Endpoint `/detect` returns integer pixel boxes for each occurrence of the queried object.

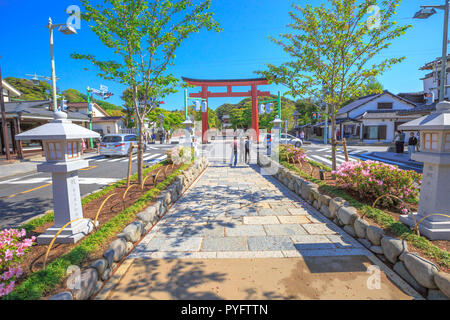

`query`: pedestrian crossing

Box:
[87,153,167,164]
[305,146,369,168]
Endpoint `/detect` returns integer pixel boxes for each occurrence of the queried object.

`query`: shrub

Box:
[332,160,422,208]
[0,229,35,297]
[166,146,191,165]
[279,145,307,163]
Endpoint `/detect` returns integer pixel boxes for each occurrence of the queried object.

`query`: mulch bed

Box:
[289,160,449,272]
[14,162,182,289]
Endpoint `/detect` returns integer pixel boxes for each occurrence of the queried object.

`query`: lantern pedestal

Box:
[399,153,450,241]
[36,160,96,244]
[398,101,450,241]
[15,111,100,245]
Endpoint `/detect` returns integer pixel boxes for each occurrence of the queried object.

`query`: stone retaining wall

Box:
[258,154,450,300]
[48,158,209,300]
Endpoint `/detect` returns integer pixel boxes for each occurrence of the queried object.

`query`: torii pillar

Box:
[182,77,270,144]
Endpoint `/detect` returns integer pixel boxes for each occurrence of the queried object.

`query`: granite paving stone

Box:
[225,225,266,237]
[201,237,248,252]
[302,223,339,235]
[264,224,308,236]
[243,216,280,225]
[278,216,311,224]
[248,236,296,251]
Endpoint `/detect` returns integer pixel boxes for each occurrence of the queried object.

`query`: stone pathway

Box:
[128,163,368,259]
[98,161,420,300]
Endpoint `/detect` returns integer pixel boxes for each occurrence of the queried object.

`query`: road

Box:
[302,143,423,172]
[0,144,175,228]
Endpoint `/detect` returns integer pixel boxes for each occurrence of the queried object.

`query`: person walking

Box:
[300,130,305,142]
[230,136,238,167]
[245,136,251,164]
[239,136,245,164]
[415,132,420,152]
[407,132,418,161]
[394,130,405,154]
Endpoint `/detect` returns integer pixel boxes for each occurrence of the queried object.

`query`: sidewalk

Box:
[97,161,419,300]
[364,151,423,169]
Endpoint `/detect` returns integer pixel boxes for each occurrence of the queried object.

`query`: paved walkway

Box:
[98,161,420,300]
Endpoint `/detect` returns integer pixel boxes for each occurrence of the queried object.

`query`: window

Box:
[67,141,80,159]
[46,142,63,161]
[125,135,138,142]
[423,132,439,151]
[363,125,387,140]
[102,136,122,143]
[378,102,393,110]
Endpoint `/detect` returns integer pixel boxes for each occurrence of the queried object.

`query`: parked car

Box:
[281,133,303,148]
[99,134,147,157]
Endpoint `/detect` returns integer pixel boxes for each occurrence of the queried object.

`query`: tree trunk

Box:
[331,111,337,172]
[137,119,144,185]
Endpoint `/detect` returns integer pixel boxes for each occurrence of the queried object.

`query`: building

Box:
[66,102,125,136]
[1,100,90,158]
[313,91,418,143]
[419,55,450,101]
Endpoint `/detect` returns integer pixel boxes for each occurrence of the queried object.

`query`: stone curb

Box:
[257,154,449,300]
[48,157,209,300]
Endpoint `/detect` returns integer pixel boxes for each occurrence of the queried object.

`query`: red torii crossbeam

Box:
[182,77,271,144]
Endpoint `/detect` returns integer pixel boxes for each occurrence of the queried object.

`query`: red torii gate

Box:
[182,77,271,144]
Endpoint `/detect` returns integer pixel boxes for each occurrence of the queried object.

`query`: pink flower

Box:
[4,249,13,262]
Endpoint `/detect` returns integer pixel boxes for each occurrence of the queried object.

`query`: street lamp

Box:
[293,110,300,128]
[413,8,437,19]
[47,17,77,112]
[414,2,449,102]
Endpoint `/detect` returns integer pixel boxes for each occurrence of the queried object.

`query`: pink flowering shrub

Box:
[280,145,307,164]
[0,228,35,297]
[332,160,422,208]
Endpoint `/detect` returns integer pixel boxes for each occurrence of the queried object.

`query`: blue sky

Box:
[0,0,447,111]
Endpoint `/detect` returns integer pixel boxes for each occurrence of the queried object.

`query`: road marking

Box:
[3,183,53,199]
[143,154,160,161]
[309,155,332,166]
[78,178,120,185]
[4,177,118,186]
[80,166,97,171]
[315,148,330,152]
[109,157,130,163]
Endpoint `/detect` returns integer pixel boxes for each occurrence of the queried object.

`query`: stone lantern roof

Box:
[15,111,100,141]
[399,101,450,131]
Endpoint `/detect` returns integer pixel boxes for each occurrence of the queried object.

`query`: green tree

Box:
[73,0,220,183]
[257,0,410,170]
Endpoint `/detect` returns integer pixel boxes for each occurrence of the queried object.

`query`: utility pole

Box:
[0,63,11,160]
[440,0,449,101]
[87,87,93,148]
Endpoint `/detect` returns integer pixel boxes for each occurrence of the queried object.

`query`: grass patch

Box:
[5,161,191,300]
[282,161,450,269]
[21,162,165,233]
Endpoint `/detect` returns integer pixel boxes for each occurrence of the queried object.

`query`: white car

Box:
[281,133,303,148]
[99,134,147,157]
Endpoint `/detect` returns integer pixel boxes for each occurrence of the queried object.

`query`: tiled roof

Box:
[5,100,89,121]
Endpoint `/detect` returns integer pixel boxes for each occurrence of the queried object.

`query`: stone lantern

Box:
[398,100,450,240]
[16,111,100,244]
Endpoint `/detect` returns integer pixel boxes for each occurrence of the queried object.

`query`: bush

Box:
[166,146,191,165]
[332,160,422,208]
[279,145,307,163]
[0,229,35,297]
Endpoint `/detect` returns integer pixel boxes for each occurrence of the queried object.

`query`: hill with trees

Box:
[4,77,124,116]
